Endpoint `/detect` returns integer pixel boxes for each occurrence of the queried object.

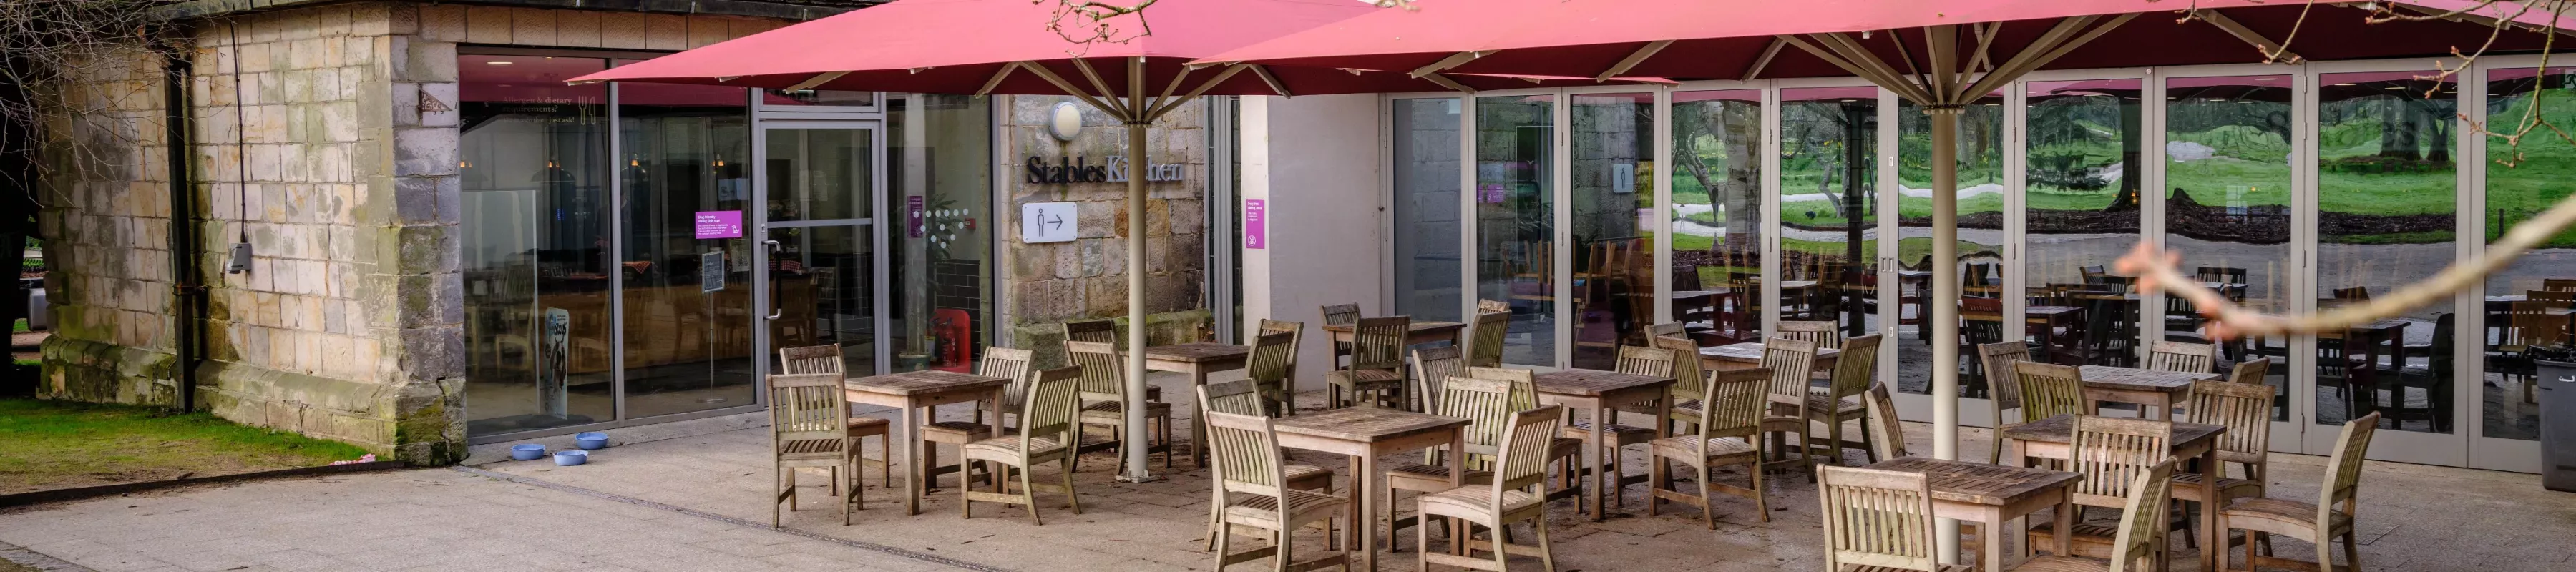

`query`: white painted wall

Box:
[1240,94,1382,392]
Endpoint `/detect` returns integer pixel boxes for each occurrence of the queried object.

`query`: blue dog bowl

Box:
[552,450,588,466]
[510,444,546,460]
[575,432,610,450]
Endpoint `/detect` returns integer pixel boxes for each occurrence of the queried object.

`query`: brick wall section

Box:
[37,44,178,402]
[1002,95,1211,365]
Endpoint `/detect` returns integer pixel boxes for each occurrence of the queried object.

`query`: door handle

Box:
[765,240,784,320]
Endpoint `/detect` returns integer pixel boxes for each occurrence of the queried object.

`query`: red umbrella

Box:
[571,0,1665,484]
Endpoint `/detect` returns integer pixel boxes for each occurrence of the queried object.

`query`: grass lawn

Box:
[0,398,371,495]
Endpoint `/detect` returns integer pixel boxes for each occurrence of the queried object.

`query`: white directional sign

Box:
[1021,202,1077,243]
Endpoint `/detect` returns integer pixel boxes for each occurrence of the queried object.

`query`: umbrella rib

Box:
[1147,64,1250,120]
[1070,58,1133,119]
[1409,51,1488,78]
[1249,64,1291,97]
[1961,14,2132,103]
[1016,61,1127,120]
[976,62,1021,96]
[1886,28,1931,97]
[1966,22,2000,74]
[1813,33,1933,104]
[1594,40,1673,82]
[2194,9,2306,63]
[1926,25,1960,104]
[1740,36,1787,82]
[1953,15,2093,102]
[1151,63,1196,119]
[783,71,849,92]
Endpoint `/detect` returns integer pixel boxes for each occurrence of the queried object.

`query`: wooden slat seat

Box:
[1223,488,1350,529]
[1647,435,1757,460]
[960,434,1068,458]
[781,438,847,457]
[919,420,990,440]
[2170,473,2262,498]
[2025,521,2122,556]
[2222,498,2352,537]
[2004,555,2117,572]
[1419,485,1542,519]
[1841,565,1975,572]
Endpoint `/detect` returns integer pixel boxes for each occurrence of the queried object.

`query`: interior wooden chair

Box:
[1328,315,1412,409]
[1204,408,1352,572]
[2026,416,2174,566]
[1815,465,1971,572]
[2171,377,2273,548]
[1410,345,1466,415]
[1385,375,1511,551]
[1644,321,1687,342]
[918,347,1033,491]
[1478,298,1512,314]
[2016,360,2097,421]
[1798,333,1883,467]
[1776,320,1843,350]
[1561,345,1677,507]
[2219,412,2379,572]
[1755,337,1825,480]
[1065,340,1174,471]
[778,345,890,489]
[1196,380,1337,552]
[1647,368,1772,528]
[960,367,1084,523]
[1416,405,1564,572]
[769,373,861,527]
[1467,310,1511,368]
[2011,460,2178,572]
[1652,335,1710,434]
[2146,340,2218,374]
[2544,278,2576,292]
[1467,366,1587,489]
[1979,341,2032,464]
[1244,330,1302,416]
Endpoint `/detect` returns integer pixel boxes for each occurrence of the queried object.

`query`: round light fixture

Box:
[1048,102,1083,142]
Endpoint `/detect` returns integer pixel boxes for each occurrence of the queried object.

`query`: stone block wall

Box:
[1001,95,1212,366]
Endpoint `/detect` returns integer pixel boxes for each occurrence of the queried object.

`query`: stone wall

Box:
[1000,95,1211,366]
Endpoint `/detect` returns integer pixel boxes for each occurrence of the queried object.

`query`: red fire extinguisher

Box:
[931,309,972,373]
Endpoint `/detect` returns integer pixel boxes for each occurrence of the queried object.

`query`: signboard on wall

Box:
[693,210,743,239]
[1244,199,1267,250]
[1021,202,1076,243]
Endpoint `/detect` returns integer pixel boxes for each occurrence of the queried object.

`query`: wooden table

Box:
[2077,365,2220,420]
[1270,408,1469,571]
[1867,457,2082,572]
[1320,320,1467,348]
[1531,369,1674,521]
[2024,305,2083,363]
[843,370,1012,515]
[2002,414,2225,572]
[1143,342,1251,468]
[1698,342,1841,374]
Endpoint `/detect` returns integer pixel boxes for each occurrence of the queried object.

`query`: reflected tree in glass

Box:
[2165,76,2296,421]
[1670,90,1762,343]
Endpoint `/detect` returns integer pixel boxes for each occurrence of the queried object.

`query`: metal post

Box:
[1118,59,1158,483]
[1928,104,1963,563]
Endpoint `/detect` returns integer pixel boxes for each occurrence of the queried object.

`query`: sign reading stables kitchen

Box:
[1025,156,1185,184]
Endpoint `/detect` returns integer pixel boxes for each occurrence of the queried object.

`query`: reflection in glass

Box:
[1393,98,1465,323]
[2482,67,2576,441]
[1475,94,1557,366]
[766,131,881,374]
[2166,75,2296,421]
[766,129,874,221]
[460,55,614,435]
[1569,92,1656,370]
[889,94,993,373]
[1670,90,1762,344]
[1896,94,2003,397]
[1780,87,1878,363]
[2026,80,2145,385]
[766,89,878,107]
[2315,72,2457,433]
[616,79,756,418]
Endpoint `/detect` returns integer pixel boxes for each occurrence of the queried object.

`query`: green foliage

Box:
[0,399,371,494]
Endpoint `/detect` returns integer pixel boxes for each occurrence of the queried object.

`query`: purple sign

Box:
[693,210,742,239]
[1243,199,1267,250]
[1478,184,1506,204]
[907,196,927,237]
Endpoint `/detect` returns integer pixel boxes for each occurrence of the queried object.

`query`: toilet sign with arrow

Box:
[1021,202,1076,243]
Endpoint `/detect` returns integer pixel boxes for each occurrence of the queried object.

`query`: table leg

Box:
[1589,403,1607,521]
[1354,452,1378,571]
[2200,448,2220,572]
[901,403,922,516]
[1448,428,1468,556]
[1191,368,1210,468]
[2054,495,2074,557]
[1983,512,2007,572]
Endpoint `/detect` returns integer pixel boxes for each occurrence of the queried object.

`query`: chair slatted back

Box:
[1652,335,1708,405]
[2545,279,2576,293]
[2513,301,2568,348]
[2190,378,2273,465]
[1978,342,2031,413]
[2069,415,2173,508]
[1614,345,1677,380]
[2109,460,2178,572]
[1350,316,1412,371]
[1864,385,1908,460]
[1441,377,1517,461]
[2228,357,2272,385]
[1199,379,1267,418]
[778,345,844,375]
[2016,360,2094,420]
[1760,337,1820,413]
[1411,345,1465,413]
[1064,340,1126,403]
[1817,465,1943,572]
[1466,366,1539,412]
[1319,303,1362,326]
[1247,330,1300,388]
[1491,405,1566,503]
[1478,299,1511,313]
[1468,310,1511,368]
[769,373,847,443]
[1204,410,1289,501]
[1697,368,1770,440]
[1828,334,1883,400]
[1777,320,1842,350]
[1257,319,1301,335]
[1645,322,1687,340]
[1065,320,1119,347]
[1019,367,1084,453]
[2321,412,2381,521]
[2146,340,2217,374]
[980,347,1035,409]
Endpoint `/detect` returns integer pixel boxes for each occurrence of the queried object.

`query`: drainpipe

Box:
[161,38,203,413]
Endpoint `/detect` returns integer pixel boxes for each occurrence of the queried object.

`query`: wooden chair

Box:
[1864,384,1907,460]
[1561,345,1677,506]
[1647,368,1772,527]
[1411,345,1466,415]
[778,345,891,489]
[2545,278,2576,292]
[1205,409,1353,572]
[1245,330,1301,416]
[1321,303,1363,363]
[1466,366,1588,490]
[2221,412,2380,572]
[769,373,861,527]
[1652,335,1711,434]
[960,367,1085,523]
[1644,321,1687,340]
[2147,340,2218,374]
[1415,405,1564,572]
[2026,416,2173,566]
[1755,337,1825,480]
[1799,333,1883,467]
[919,347,1034,490]
[1328,315,1412,409]
[1385,375,1511,550]
[2171,377,2273,548]
[2532,290,2576,304]
[2011,460,2178,572]
[1258,318,1302,335]
[1065,319,1119,347]
[2016,361,2097,421]
[1979,341,2032,464]
[1196,380,1337,552]
[1065,340,1175,471]
[1815,465,1970,572]
[1777,320,1843,350]
[1478,298,1511,314]
[1467,310,1511,368]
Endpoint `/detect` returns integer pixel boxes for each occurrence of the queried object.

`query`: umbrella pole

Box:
[1119,59,1158,483]
[1927,105,1963,563]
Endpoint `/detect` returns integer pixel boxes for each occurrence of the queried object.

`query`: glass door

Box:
[2162,72,2304,450]
[2472,62,2575,473]
[757,124,889,378]
[1890,92,2009,410]
[1474,92,1562,366]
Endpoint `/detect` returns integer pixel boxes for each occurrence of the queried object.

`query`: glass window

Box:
[1568,92,1656,370]
[765,129,882,374]
[1392,98,1464,324]
[1896,94,2004,396]
[1780,87,1878,360]
[766,89,879,107]
[766,129,874,222]
[2026,79,2145,386]
[2315,71,2457,434]
[459,55,614,435]
[888,94,993,373]
[2165,75,2296,421]
[615,77,756,418]
[2482,67,2576,442]
[1475,94,1557,366]
[1669,90,1762,344]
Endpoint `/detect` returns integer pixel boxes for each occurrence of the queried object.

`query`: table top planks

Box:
[1319,320,1465,333]
[844,370,1010,396]
[1143,342,1249,363]
[1867,457,2083,506]
[1269,407,1470,443]
[1699,342,1843,365]
[2077,365,2220,393]
[2000,414,2225,449]
[1530,369,1672,397]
